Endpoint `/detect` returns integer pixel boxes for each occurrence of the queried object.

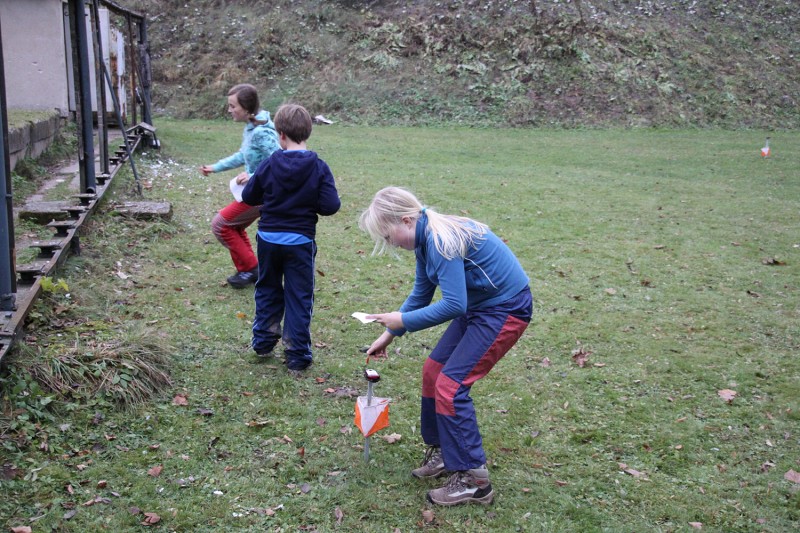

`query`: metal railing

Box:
[0,0,157,363]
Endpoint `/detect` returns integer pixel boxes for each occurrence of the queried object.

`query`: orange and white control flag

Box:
[761,138,771,157]
[354,396,390,437]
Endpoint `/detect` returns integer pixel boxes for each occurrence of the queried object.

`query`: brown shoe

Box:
[426,465,493,506]
[411,446,446,479]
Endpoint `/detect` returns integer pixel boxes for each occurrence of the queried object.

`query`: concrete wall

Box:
[7,111,64,172]
[1,0,70,115]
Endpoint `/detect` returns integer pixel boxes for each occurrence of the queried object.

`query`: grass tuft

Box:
[12,328,173,410]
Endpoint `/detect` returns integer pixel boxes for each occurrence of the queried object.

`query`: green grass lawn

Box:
[2,122,799,532]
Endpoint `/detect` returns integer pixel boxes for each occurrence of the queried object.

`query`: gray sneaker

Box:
[411,446,446,479]
[426,465,494,506]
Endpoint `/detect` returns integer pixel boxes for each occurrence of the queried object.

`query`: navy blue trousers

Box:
[252,236,316,370]
[420,287,532,471]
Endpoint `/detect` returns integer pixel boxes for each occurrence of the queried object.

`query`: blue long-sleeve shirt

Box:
[392,214,530,335]
[211,110,280,177]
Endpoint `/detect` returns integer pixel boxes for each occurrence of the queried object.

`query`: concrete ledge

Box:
[112,201,173,220]
[18,201,72,224]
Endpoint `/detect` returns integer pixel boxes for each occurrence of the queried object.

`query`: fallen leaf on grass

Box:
[141,512,161,526]
[236,312,248,319]
[689,522,702,529]
[717,389,737,403]
[323,386,359,398]
[540,357,551,367]
[147,465,163,477]
[618,463,648,479]
[334,506,344,524]
[761,257,786,266]
[82,496,112,506]
[604,288,617,295]
[172,394,189,406]
[571,343,592,368]
[11,527,32,533]
[785,469,800,484]
[381,433,402,444]
[422,509,435,524]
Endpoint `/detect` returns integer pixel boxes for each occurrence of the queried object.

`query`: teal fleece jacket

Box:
[390,214,530,336]
[211,110,280,177]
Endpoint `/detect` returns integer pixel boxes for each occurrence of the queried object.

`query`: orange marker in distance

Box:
[761,137,771,157]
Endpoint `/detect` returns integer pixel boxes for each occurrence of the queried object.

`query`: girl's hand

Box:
[199,165,214,176]
[367,330,395,358]
[235,172,250,185]
[367,312,404,331]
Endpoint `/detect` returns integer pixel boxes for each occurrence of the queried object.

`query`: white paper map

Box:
[230,177,245,202]
[351,312,376,324]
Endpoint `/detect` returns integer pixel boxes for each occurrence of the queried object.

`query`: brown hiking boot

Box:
[411,446,446,479]
[426,465,494,506]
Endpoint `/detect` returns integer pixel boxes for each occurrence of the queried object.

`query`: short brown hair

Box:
[274,104,313,144]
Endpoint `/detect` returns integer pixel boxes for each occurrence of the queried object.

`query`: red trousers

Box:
[211,201,260,273]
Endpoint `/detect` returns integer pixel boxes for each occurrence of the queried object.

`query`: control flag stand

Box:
[354,368,390,462]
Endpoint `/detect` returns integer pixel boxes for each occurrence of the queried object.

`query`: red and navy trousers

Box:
[211,201,260,273]
[420,286,532,471]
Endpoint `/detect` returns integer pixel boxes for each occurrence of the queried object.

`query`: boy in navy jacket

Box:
[242,104,340,371]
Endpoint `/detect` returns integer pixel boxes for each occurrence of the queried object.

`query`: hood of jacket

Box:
[269,150,320,194]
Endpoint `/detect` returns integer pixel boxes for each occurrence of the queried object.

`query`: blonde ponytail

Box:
[359,187,487,259]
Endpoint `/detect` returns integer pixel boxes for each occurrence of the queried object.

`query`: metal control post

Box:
[363,368,381,462]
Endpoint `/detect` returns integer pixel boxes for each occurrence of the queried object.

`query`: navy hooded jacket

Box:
[242,149,340,239]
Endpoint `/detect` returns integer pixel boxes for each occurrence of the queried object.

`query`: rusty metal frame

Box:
[0,0,156,364]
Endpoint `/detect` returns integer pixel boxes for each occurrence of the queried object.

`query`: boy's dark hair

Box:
[274,104,313,144]
[228,84,260,116]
